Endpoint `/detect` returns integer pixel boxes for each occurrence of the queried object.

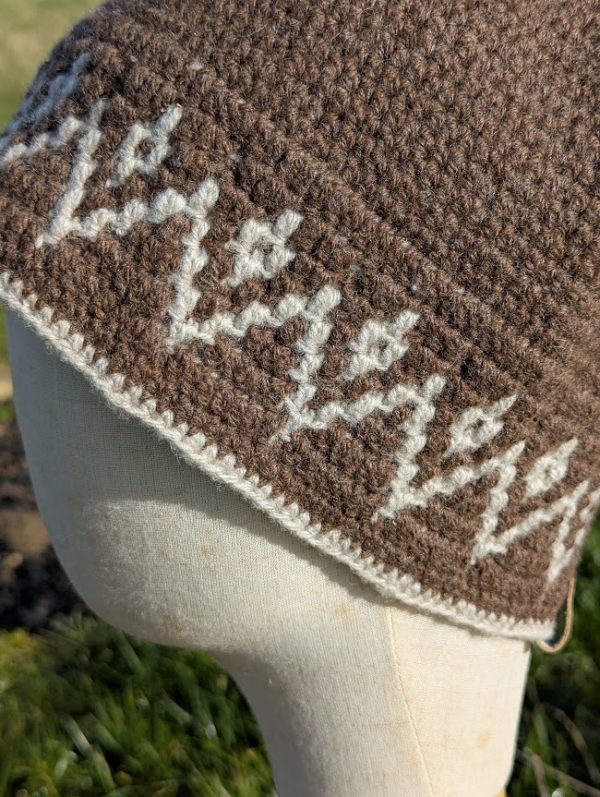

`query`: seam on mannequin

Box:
[0,273,557,642]
[385,604,436,797]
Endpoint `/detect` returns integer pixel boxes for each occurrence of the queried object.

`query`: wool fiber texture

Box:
[0,0,598,639]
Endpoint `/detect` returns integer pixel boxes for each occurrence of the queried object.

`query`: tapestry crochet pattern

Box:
[0,0,598,640]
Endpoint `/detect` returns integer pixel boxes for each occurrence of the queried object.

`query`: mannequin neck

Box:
[7,308,530,797]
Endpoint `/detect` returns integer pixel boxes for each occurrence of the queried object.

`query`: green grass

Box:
[0,619,274,797]
[510,520,600,797]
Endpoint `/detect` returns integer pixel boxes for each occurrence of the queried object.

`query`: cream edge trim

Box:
[0,271,556,642]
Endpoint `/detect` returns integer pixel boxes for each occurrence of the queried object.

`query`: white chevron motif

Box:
[1,57,597,587]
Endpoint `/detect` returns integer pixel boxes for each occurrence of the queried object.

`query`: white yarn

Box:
[473,478,591,580]
[36,99,108,247]
[172,292,310,347]
[225,210,303,288]
[0,113,86,168]
[278,286,342,438]
[17,98,220,345]
[377,390,590,576]
[472,465,593,585]
[0,53,89,160]
[344,310,420,381]
[524,438,579,499]
[34,102,203,249]
[170,272,440,445]
[372,375,448,521]
[445,394,517,459]
[162,179,220,349]
[547,485,600,583]
[0,269,558,641]
[107,104,183,187]
[159,199,593,576]
[0,59,593,626]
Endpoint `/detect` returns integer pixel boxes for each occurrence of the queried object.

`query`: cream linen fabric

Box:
[6,309,530,797]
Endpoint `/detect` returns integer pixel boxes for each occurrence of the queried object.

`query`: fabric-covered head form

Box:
[0,0,598,641]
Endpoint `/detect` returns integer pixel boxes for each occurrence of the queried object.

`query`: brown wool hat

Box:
[0,0,598,640]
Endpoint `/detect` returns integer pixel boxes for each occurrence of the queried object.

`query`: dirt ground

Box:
[0,415,84,630]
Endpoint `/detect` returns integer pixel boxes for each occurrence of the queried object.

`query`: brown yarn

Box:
[0,0,598,638]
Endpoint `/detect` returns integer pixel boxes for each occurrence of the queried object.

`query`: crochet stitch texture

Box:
[0,0,598,640]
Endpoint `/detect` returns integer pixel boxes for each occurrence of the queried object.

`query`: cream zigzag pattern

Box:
[0,272,558,641]
[1,58,599,638]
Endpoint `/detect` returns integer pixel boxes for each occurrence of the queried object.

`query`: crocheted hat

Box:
[0,0,598,640]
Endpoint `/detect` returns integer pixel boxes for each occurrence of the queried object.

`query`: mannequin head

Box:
[6,307,530,797]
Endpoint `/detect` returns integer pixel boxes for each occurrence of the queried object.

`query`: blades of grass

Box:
[151,781,180,797]
[541,763,600,797]
[533,706,556,766]
[92,717,125,757]
[531,752,551,797]
[161,697,193,728]
[517,751,600,797]
[52,750,77,781]
[91,750,116,793]
[550,707,600,785]
[104,787,137,797]
[115,633,146,678]
[62,716,115,792]
[188,771,233,797]
[63,717,93,758]
[0,755,13,797]
[0,620,272,796]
